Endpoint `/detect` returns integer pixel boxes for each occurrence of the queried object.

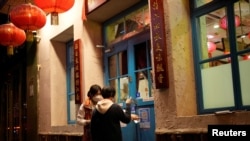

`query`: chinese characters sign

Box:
[74,39,83,104]
[150,0,169,89]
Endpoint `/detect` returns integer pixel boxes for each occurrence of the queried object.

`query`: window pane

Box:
[118,51,128,75]
[235,1,250,106]
[134,41,153,99]
[104,5,150,44]
[109,77,129,103]
[235,1,250,52]
[200,7,231,62]
[124,5,150,33]
[106,18,125,43]
[196,0,213,7]
[109,79,118,102]
[109,55,117,78]
[120,76,129,101]
[70,67,75,92]
[201,62,235,109]
[66,40,75,123]
[69,95,76,120]
[134,42,151,69]
[136,71,152,99]
[239,58,250,106]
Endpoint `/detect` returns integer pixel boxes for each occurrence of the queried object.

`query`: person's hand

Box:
[125,97,132,104]
[131,114,139,120]
[84,120,91,126]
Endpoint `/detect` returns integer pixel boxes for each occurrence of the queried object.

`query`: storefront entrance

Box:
[104,30,155,141]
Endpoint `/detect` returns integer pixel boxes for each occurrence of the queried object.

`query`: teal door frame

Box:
[104,30,155,141]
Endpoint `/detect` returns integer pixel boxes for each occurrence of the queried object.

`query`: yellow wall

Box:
[154,0,250,134]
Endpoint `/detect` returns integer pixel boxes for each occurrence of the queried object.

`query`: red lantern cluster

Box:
[219,15,241,30]
[0,3,47,55]
[0,23,26,55]
[9,3,46,31]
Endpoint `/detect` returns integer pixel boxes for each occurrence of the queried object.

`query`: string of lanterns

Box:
[0,0,75,55]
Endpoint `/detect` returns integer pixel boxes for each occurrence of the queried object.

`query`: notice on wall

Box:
[138,108,151,129]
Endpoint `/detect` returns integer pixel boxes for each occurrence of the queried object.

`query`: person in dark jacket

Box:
[90,86,138,141]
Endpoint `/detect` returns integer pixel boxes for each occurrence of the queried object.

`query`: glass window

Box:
[104,1,151,104]
[191,0,250,113]
[134,41,154,99]
[104,5,150,45]
[108,51,129,102]
[195,0,214,7]
[66,40,76,123]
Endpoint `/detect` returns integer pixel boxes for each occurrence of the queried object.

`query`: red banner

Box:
[150,0,169,89]
[74,39,83,104]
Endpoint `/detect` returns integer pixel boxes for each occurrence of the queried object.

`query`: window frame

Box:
[191,0,250,114]
[66,39,76,124]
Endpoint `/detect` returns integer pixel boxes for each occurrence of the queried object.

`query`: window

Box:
[191,0,250,114]
[104,4,150,45]
[103,1,151,103]
[66,39,76,123]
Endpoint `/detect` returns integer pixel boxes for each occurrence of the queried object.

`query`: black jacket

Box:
[90,99,131,141]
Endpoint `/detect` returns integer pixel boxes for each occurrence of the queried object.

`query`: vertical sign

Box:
[150,0,169,89]
[74,39,83,104]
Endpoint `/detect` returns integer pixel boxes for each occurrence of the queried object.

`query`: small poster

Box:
[138,108,150,128]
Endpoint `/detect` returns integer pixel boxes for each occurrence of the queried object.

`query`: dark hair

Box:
[87,84,101,98]
[101,86,116,98]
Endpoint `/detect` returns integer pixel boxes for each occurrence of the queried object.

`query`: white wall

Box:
[37,0,103,134]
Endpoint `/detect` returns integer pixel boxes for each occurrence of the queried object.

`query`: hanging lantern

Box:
[34,0,75,25]
[0,23,26,55]
[9,3,46,41]
[207,41,216,53]
[219,15,240,30]
[243,55,250,60]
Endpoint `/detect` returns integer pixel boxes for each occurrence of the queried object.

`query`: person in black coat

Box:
[90,86,138,141]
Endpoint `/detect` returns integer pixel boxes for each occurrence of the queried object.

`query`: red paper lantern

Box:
[0,23,26,55]
[207,41,216,53]
[243,55,250,60]
[34,0,75,25]
[9,3,46,31]
[219,15,240,30]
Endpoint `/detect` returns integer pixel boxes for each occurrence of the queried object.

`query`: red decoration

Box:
[219,15,240,30]
[9,3,46,31]
[74,39,83,104]
[243,55,250,60]
[34,0,75,25]
[150,0,169,89]
[0,23,26,55]
[34,0,74,13]
[248,32,250,39]
[207,41,216,53]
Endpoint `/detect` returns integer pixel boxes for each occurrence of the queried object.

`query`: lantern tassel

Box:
[26,30,34,42]
[51,12,59,25]
[7,45,14,56]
